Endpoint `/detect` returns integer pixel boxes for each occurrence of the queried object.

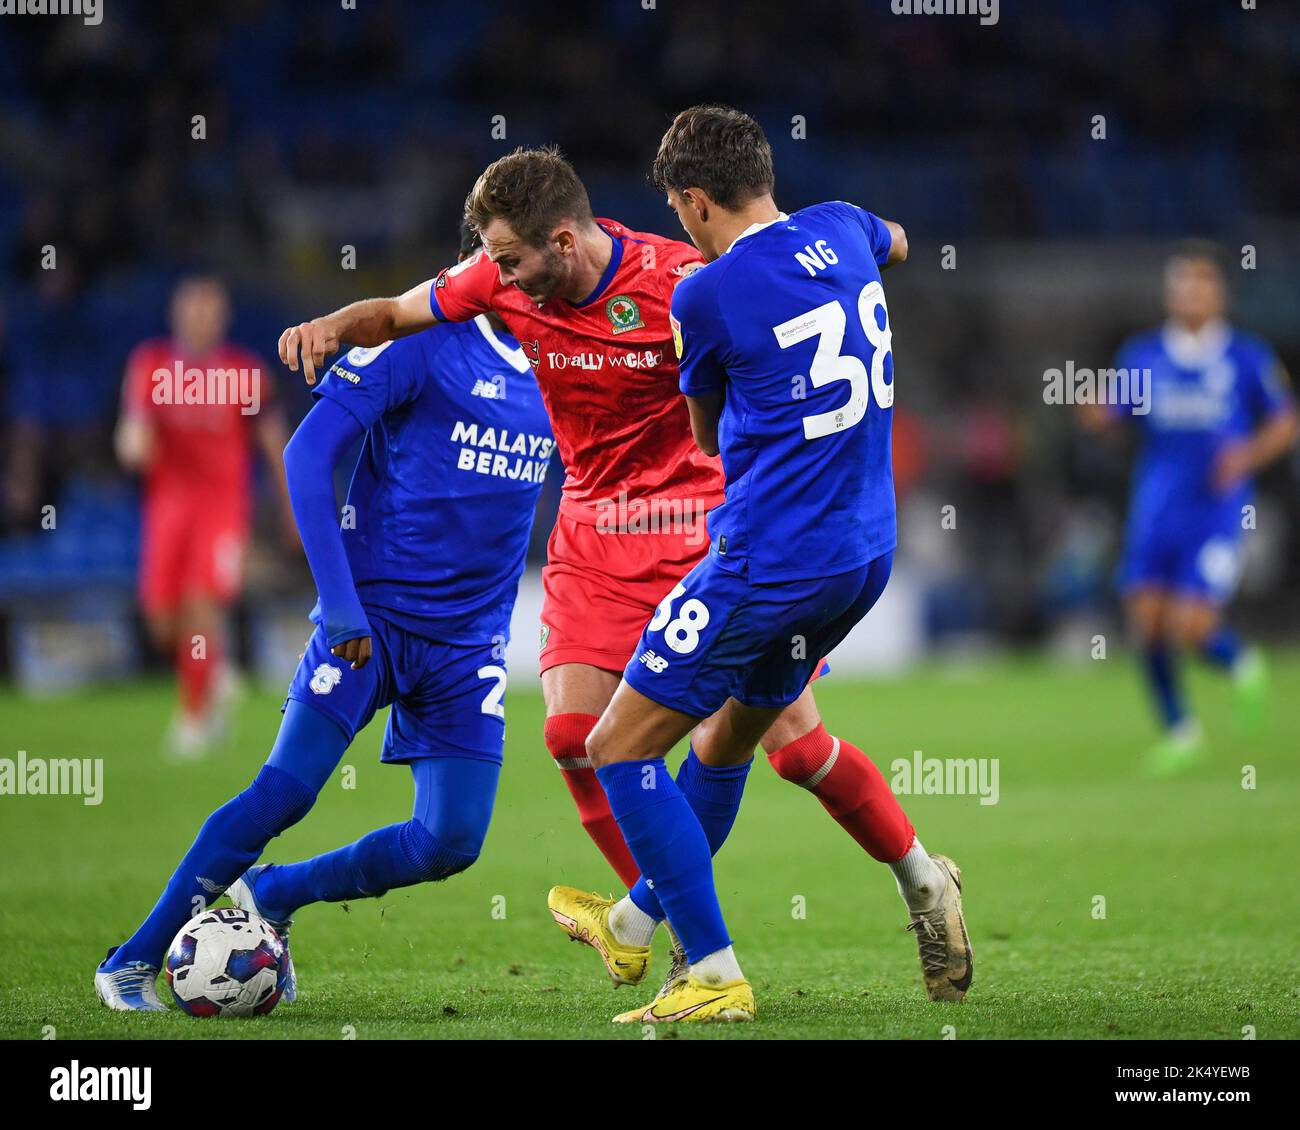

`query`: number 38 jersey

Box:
[671,201,897,583]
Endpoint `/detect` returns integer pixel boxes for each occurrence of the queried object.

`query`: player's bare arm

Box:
[113,366,155,472]
[254,409,301,552]
[113,411,154,472]
[331,635,373,669]
[685,391,724,457]
[1077,401,1117,432]
[881,220,908,267]
[1213,405,1299,492]
[279,278,436,385]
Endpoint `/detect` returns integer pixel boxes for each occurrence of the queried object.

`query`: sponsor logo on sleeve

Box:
[345,341,394,367]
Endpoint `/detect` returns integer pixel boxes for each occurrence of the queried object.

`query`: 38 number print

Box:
[774,279,893,440]
[649,582,711,654]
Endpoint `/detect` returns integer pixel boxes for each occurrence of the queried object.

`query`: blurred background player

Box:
[95,229,553,1011]
[1082,245,1298,775]
[115,275,295,759]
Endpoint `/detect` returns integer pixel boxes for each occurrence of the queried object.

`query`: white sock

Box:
[608,896,659,947]
[1232,648,1261,682]
[890,837,947,912]
[690,945,744,986]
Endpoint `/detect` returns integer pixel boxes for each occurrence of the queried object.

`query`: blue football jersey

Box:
[1113,322,1293,526]
[672,201,897,582]
[314,316,554,644]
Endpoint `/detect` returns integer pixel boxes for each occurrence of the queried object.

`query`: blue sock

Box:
[257,756,498,916]
[597,758,730,964]
[265,700,357,792]
[108,701,345,970]
[1143,646,1187,730]
[628,749,750,922]
[1200,627,1243,671]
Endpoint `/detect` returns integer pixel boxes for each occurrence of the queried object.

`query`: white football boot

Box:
[94,946,168,1012]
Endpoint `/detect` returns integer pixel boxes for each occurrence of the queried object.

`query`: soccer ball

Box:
[165,907,289,1017]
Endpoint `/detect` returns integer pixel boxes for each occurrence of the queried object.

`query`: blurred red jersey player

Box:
[115,276,294,757]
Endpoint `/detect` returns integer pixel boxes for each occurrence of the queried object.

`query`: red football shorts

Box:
[539,514,707,675]
[139,489,248,614]
[538,514,832,683]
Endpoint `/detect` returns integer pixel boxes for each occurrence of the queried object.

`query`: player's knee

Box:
[1125,599,1167,647]
[238,765,316,837]
[544,713,595,766]
[421,813,489,865]
[145,612,176,653]
[583,730,643,770]
[582,704,677,769]
[583,726,613,769]
[766,724,833,785]
[400,819,480,882]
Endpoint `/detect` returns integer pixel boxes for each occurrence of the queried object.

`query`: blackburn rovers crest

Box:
[605,294,644,335]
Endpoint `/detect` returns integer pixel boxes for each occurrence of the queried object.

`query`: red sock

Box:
[177,634,217,719]
[545,713,641,888]
[767,724,914,862]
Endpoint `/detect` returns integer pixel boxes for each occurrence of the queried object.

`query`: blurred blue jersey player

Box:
[1084,245,1297,775]
[95,227,553,1011]
[554,107,971,1024]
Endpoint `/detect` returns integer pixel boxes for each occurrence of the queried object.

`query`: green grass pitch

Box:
[2,653,1297,1040]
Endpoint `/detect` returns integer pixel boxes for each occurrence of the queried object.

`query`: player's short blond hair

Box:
[464,146,594,248]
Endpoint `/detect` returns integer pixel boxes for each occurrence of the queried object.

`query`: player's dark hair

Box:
[464,145,594,248]
[172,270,227,296]
[651,105,775,210]
[1166,238,1228,278]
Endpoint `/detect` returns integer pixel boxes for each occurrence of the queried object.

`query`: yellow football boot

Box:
[653,927,689,1000]
[613,973,755,1024]
[547,886,650,987]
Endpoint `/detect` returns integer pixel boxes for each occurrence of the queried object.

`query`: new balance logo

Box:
[471,378,505,399]
[638,650,669,673]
